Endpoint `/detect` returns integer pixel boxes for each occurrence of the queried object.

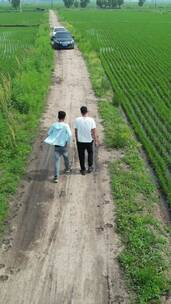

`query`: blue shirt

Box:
[44,122,72,146]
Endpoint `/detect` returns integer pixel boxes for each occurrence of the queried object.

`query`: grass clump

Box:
[99,100,131,149]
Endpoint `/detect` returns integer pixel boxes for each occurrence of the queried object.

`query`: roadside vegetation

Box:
[0,11,53,233]
[58,9,171,303]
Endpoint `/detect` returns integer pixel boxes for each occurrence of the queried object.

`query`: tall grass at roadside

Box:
[0,19,53,233]
[59,15,171,303]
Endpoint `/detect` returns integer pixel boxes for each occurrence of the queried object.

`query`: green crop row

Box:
[0,11,47,80]
[0,28,36,77]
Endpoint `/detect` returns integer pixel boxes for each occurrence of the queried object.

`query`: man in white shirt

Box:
[74,106,98,175]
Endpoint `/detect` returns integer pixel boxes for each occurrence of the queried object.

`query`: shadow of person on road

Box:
[25,169,53,182]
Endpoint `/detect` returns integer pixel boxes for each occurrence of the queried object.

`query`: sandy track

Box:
[0,11,130,304]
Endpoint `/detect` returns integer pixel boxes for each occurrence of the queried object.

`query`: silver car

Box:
[52,26,66,38]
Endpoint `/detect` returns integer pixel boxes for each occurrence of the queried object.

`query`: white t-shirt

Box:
[74,116,96,143]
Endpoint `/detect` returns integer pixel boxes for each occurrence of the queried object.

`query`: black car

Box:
[51,31,74,50]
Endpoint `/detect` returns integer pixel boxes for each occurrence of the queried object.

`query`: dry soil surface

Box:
[0,11,130,304]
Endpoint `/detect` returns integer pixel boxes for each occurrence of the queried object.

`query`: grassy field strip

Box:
[0,11,44,25]
[0,11,53,233]
[58,9,171,303]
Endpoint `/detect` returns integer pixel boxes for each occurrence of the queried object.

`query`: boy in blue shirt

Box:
[45,111,72,183]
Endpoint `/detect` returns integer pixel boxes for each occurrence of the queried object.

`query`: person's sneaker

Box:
[80,170,86,176]
[87,166,93,173]
[53,176,58,183]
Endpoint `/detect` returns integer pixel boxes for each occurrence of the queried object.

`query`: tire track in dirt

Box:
[0,10,130,304]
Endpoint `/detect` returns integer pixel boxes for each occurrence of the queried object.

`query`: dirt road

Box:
[0,11,130,304]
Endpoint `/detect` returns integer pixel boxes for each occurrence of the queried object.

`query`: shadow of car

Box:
[51,31,75,50]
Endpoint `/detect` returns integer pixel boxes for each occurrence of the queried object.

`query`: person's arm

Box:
[74,119,78,142]
[44,124,54,145]
[48,125,53,136]
[91,128,99,146]
[75,128,78,142]
[66,125,72,145]
[91,118,99,146]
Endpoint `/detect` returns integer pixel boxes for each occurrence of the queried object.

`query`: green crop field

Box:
[59,9,171,205]
[0,12,46,78]
[0,11,44,25]
[0,27,37,76]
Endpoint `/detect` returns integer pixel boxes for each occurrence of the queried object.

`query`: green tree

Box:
[97,0,124,8]
[10,0,20,9]
[138,0,145,6]
[96,0,100,6]
[118,0,124,8]
[80,0,89,7]
[63,0,74,8]
[74,0,79,7]
[110,0,118,8]
[96,0,103,7]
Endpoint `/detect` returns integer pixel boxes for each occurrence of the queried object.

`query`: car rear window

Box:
[55,32,71,39]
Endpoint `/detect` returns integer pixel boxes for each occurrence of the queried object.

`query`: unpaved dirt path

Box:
[0,11,130,304]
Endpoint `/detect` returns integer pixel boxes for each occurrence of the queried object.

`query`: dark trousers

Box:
[77,141,93,171]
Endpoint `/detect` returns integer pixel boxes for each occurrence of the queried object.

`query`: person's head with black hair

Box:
[58,111,66,121]
[80,106,88,116]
